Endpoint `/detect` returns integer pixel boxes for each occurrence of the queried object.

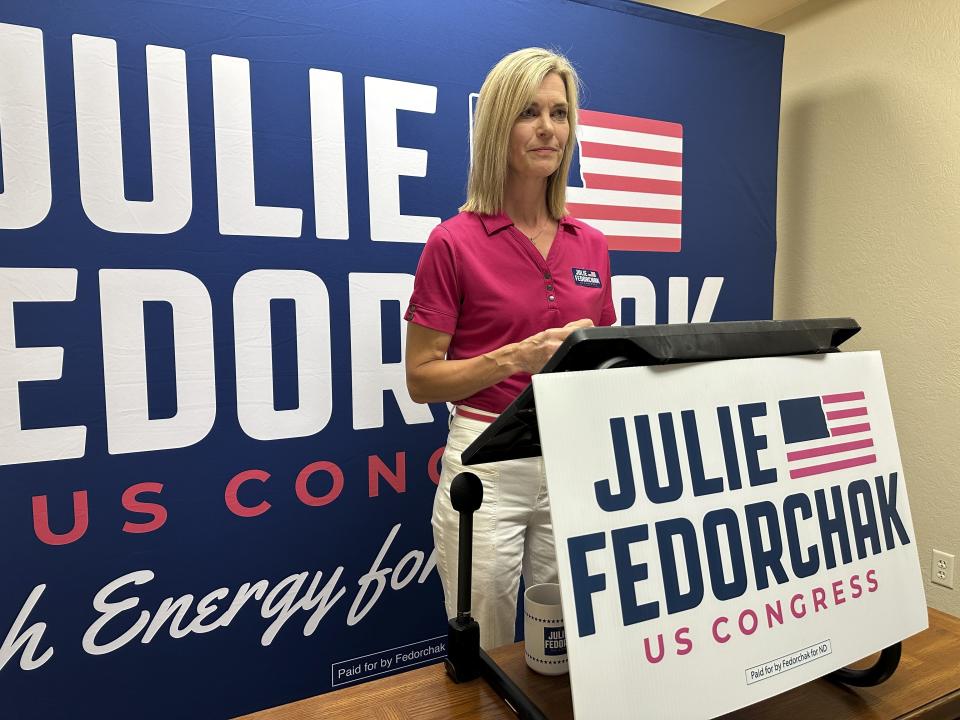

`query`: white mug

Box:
[523,582,568,675]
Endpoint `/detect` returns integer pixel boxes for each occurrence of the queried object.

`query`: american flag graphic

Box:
[778,391,876,480]
[567,109,683,252]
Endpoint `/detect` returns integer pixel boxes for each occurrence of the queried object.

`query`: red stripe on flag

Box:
[826,407,868,420]
[822,391,865,403]
[582,173,682,195]
[831,422,871,437]
[606,236,681,252]
[579,141,682,166]
[786,438,875,462]
[580,109,683,137]
[789,454,877,480]
[566,203,681,224]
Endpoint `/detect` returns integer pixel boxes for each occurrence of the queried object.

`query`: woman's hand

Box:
[513,318,594,374]
[405,318,595,404]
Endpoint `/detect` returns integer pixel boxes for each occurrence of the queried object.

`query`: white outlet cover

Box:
[932,550,956,589]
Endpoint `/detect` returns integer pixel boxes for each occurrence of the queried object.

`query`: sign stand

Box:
[445,318,901,717]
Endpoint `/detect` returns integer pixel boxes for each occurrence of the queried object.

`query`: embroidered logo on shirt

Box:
[572,268,601,288]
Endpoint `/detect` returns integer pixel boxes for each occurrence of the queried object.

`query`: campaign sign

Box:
[533,351,927,719]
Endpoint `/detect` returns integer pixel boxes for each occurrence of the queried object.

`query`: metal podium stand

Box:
[443,319,901,718]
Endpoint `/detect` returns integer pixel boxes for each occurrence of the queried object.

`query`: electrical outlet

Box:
[932,549,955,589]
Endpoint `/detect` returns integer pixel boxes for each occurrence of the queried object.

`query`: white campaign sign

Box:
[532,351,927,719]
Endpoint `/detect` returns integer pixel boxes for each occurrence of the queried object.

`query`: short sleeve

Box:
[599,242,617,327]
[404,225,460,335]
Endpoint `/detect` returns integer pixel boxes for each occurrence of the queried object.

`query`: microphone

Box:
[450,471,483,618]
[445,471,483,682]
[442,474,551,718]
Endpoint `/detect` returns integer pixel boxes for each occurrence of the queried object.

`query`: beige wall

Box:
[767,0,960,616]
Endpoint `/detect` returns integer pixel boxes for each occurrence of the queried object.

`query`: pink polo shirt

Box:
[405,211,617,414]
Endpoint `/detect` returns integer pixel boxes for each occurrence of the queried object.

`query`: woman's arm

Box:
[405,318,594,404]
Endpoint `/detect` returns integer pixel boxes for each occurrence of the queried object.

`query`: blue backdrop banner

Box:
[0,1,783,717]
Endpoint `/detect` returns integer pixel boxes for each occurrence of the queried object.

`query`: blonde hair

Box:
[460,47,579,220]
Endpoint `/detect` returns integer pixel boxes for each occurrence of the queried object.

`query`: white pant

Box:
[432,407,558,649]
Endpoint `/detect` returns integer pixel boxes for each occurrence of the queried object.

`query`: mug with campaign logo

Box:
[523,583,568,675]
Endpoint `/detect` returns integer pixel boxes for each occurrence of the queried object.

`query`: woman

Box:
[404,48,616,649]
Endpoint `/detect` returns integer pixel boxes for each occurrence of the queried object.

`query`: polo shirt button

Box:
[546,284,554,291]
[548,295,555,302]
[543,271,551,279]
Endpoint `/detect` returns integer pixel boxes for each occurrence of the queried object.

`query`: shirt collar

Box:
[477,212,513,235]
[477,212,583,235]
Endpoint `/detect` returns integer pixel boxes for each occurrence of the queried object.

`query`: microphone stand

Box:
[444,471,549,720]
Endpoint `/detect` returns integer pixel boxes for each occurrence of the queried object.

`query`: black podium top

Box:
[460,318,860,466]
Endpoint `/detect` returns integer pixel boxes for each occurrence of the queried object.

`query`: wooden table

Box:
[240,608,960,720]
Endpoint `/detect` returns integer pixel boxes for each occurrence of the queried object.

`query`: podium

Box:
[446,319,912,719]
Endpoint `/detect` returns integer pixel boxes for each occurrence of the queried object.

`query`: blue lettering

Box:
[814,485,852,569]
[611,524,659,625]
[717,406,742,491]
[637,414,682,504]
[655,518,703,615]
[875,472,910,549]
[658,414,684,502]
[738,402,777,487]
[744,501,789,590]
[783,492,819,577]
[682,410,723,497]
[593,417,636,512]
[848,479,882,559]
[567,532,607,637]
[703,508,747,600]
